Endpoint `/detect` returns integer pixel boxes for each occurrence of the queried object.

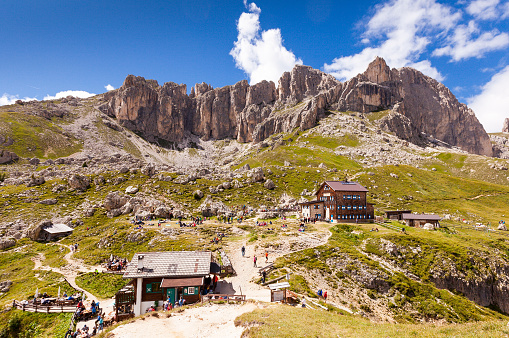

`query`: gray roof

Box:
[322,181,369,193]
[42,223,74,234]
[123,251,212,279]
[402,214,441,221]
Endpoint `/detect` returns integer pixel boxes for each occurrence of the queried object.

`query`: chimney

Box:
[137,255,144,272]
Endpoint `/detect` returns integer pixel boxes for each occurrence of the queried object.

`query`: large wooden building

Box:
[300,181,374,222]
[123,251,213,316]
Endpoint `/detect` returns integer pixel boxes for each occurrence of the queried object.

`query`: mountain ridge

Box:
[99,57,493,157]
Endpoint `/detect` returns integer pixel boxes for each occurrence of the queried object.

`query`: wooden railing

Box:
[13,300,76,313]
[200,294,246,303]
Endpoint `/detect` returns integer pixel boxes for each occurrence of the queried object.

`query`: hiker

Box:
[97,314,104,331]
[262,270,266,284]
[324,291,328,303]
[213,274,218,291]
[253,255,257,267]
[265,251,268,263]
[318,289,322,297]
[241,245,245,257]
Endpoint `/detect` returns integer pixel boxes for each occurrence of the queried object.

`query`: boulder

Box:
[141,163,156,177]
[27,220,52,240]
[154,206,172,218]
[0,239,15,250]
[251,167,264,182]
[0,150,19,164]
[264,179,275,190]
[193,190,204,199]
[104,192,129,211]
[498,223,507,231]
[28,158,40,165]
[0,280,13,292]
[125,186,139,194]
[68,174,91,191]
[26,175,45,187]
[422,223,435,230]
[39,199,57,205]
[222,181,231,190]
[94,175,105,185]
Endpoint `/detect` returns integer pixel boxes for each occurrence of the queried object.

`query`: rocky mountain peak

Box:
[278,64,340,104]
[362,56,394,83]
[102,58,494,157]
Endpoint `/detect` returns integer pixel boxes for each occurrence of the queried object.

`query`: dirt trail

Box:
[110,303,261,338]
[31,243,115,331]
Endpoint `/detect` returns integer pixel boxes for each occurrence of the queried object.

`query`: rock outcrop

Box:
[503,118,509,133]
[103,57,492,156]
[0,150,19,164]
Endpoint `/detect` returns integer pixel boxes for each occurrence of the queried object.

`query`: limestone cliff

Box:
[336,57,493,156]
[102,58,493,156]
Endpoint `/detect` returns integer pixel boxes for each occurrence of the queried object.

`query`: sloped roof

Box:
[42,223,74,234]
[402,214,441,221]
[321,181,369,193]
[123,251,211,279]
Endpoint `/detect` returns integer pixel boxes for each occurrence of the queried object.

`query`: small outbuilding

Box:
[38,223,74,241]
[385,210,412,221]
[402,214,441,228]
[123,251,213,316]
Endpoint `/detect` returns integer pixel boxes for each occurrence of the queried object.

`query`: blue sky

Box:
[1,0,509,132]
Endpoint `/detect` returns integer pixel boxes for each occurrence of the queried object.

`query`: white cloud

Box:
[0,93,36,106]
[324,0,459,81]
[433,21,509,61]
[503,2,509,19]
[43,90,95,101]
[467,65,509,132]
[105,84,115,91]
[467,0,500,20]
[230,2,303,85]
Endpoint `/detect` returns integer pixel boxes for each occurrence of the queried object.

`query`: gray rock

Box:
[0,150,19,164]
[0,239,15,250]
[39,199,57,205]
[125,186,139,194]
[154,206,172,218]
[28,158,40,165]
[141,163,156,177]
[104,192,129,211]
[26,176,45,187]
[193,190,204,199]
[68,174,90,191]
[264,179,275,190]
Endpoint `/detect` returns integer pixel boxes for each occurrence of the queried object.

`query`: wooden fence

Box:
[13,300,76,313]
[200,294,246,303]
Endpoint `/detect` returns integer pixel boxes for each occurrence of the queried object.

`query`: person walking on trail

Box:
[241,246,245,257]
[324,291,328,303]
[253,255,257,267]
[262,270,266,284]
[265,251,268,263]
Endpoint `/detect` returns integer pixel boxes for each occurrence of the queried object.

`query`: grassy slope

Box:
[0,111,82,159]
[236,305,509,338]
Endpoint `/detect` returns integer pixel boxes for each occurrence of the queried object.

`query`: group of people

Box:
[203,274,219,293]
[317,289,328,302]
[107,257,127,271]
[70,243,79,252]
[252,251,269,267]
[210,232,226,244]
[301,217,316,224]
[71,314,103,338]
[369,228,379,232]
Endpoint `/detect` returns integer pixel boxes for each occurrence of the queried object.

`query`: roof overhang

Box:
[160,277,203,288]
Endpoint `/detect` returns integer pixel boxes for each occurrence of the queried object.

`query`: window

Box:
[146,282,161,293]
[347,206,351,210]
[353,206,357,210]
[342,205,345,210]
